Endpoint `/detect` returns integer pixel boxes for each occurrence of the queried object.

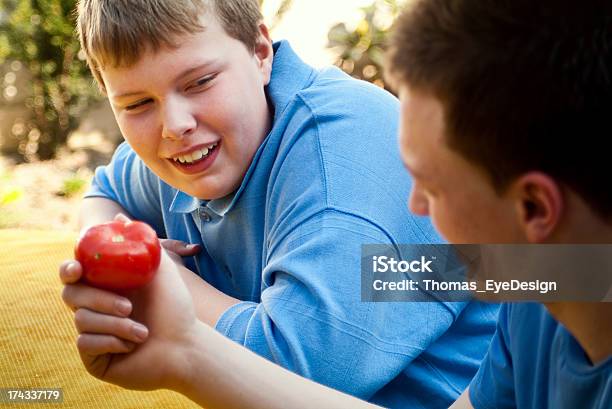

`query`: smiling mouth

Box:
[171,143,219,165]
[167,141,222,175]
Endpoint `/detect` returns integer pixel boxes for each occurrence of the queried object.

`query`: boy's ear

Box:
[254,22,274,85]
[511,172,564,242]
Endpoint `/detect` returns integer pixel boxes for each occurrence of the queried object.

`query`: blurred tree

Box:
[327,0,400,93]
[0,0,101,161]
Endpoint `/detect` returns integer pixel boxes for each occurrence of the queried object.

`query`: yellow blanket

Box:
[0,229,200,408]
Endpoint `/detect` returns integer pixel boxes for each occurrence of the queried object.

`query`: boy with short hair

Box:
[60,0,497,407]
[386,0,612,407]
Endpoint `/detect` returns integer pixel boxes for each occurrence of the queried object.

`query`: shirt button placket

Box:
[199,208,211,222]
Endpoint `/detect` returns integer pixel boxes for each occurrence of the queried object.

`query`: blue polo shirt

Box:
[86,41,498,408]
[469,303,612,409]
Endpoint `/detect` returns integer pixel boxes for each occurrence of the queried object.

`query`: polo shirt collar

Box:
[169,191,200,214]
[266,40,316,121]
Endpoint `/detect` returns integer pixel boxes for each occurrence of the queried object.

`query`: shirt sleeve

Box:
[84,141,165,234]
[216,209,464,400]
[468,303,516,409]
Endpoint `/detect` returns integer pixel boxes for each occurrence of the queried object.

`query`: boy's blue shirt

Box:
[469,302,612,409]
[86,40,499,407]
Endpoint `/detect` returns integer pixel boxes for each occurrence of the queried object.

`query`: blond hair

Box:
[76,0,263,90]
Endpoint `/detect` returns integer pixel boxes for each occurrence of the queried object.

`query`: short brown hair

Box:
[77,0,263,90]
[387,0,612,219]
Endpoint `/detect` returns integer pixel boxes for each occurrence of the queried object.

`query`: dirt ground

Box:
[0,148,113,232]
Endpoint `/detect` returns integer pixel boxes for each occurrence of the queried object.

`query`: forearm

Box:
[176,264,240,326]
[78,197,131,232]
[177,321,380,409]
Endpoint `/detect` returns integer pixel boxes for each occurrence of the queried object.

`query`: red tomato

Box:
[75,220,161,291]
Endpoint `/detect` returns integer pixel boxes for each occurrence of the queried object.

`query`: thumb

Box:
[160,239,201,256]
[59,259,83,284]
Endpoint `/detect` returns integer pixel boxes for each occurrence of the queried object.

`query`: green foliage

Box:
[58,172,87,197]
[327,0,400,93]
[0,168,25,227]
[0,186,23,205]
[0,168,23,205]
[0,0,101,161]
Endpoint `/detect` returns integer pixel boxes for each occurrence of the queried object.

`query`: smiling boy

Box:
[59,0,498,407]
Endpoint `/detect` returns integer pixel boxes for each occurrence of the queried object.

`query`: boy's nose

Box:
[408,187,429,216]
[161,97,197,140]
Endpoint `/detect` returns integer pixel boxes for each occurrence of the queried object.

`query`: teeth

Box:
[192,150,204,161]
[173,143,217,164]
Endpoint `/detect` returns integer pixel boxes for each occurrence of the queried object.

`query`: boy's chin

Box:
[186,183,238,201]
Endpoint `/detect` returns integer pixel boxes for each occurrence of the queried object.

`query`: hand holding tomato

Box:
[75,220,161,291]
[59,213,203,391]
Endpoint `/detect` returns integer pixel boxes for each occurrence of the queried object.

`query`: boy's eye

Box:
[125,99,152,111]
[186,74,217,91]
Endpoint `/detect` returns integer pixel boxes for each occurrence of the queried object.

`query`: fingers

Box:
[59,260,83,284]
[62,284,133,317]
[77,333,136,355]
[74,308,149,343]
[160,239,201,256]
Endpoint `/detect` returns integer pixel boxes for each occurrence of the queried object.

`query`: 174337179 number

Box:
[0,388,63,403]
